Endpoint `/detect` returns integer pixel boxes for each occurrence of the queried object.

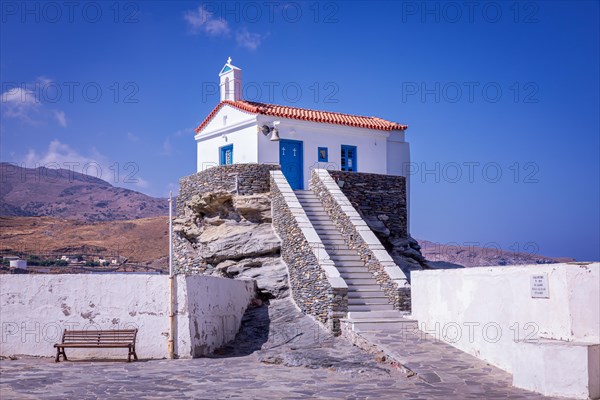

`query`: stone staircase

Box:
[295,190,415,332]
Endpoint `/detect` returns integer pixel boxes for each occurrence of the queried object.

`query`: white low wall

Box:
[175,275,256,358]
[0,274,255,360]
[411,262,600,399]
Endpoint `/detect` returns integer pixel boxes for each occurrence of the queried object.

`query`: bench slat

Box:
[67,329,136,333]
[56,343,132,348]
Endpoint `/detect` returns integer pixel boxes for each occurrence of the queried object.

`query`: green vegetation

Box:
[85,261,101,267]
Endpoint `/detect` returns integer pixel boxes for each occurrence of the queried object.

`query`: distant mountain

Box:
[0,163,168,222]
[417,239,575,268]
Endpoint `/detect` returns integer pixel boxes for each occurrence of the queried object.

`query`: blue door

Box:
[341,145,357,172]
[279,139,303,189]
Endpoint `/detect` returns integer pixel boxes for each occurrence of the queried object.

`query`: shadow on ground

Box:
[212,298,395,376]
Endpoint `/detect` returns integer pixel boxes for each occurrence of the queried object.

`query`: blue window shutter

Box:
[318,147,328,162]
[220,144,233,165]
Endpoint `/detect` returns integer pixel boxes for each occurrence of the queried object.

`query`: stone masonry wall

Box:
[177,164,280,210]
[328,171,407,238]
[270,171,348,334]
[311,170,411,311]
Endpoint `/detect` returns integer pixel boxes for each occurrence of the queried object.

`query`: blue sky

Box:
[1,1,598,261]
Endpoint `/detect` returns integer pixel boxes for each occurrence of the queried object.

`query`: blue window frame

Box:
[318,147,328,162]
[341,145,357,172]
[220,144,233,165]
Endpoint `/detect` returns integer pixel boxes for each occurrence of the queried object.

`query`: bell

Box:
[270,128,280,141]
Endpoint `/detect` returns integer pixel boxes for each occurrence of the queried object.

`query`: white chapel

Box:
[194,58,411,191]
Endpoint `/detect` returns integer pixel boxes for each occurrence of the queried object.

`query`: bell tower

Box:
[219,57,242,102]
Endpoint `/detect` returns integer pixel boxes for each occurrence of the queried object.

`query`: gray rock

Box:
[213,257,289,299]
[364,216,390,237]
[197,222,280,264]
[233,195,272,223]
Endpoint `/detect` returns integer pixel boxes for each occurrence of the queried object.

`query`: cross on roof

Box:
[227,56,232,64]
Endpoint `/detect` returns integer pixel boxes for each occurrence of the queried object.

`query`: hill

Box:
[417,239,574,268]
[0,216,168,265]
[0,163,167,222]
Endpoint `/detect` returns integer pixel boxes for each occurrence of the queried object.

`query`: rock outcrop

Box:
[361,214,430,278]
[174,191,288,299]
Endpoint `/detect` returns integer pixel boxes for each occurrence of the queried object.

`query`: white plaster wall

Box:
[257,117,396,189]
[0,274,255,360]
[196,106,258,172]
[176,275,256,358]
[411,263,600,373]
[565,265,600,342]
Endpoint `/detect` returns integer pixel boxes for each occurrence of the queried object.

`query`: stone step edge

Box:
[343,318,417,324]
[340,322,416,378]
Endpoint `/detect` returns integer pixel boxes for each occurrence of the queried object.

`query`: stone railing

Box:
[270,170,348,334]
[310,169,411,311]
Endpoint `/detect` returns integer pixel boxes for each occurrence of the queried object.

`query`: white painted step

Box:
[315,227,341,232]
[330,255,362,261]
[333,262,365,268]
[344,278,380,285]
[348,318,418,332]
[347,310,410,319]
[321,239,347,245]
[325,249,357,256]
[346,285,383,292]
[348,297,391,305]
[316,232,343,237]
[348,304,395,312]
[340,272,372,279]
[348,291,387,299]
[326,248,354,256]
[337,268,370,275]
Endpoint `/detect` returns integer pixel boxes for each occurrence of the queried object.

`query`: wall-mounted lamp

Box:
[259,125,271,136]
[222,134,228,142]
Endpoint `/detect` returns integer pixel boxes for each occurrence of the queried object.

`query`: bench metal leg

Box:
[55,347,67,362]
[127,346,138,362]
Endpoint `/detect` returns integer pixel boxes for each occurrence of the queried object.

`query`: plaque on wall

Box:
[531,273,549,298]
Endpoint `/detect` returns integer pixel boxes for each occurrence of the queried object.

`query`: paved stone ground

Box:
[0,299,560,399]
[354,327,562,399]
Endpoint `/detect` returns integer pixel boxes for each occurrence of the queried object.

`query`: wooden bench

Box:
[54,329,138,362]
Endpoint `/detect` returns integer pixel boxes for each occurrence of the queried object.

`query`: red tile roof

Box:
[195,100,408,134]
